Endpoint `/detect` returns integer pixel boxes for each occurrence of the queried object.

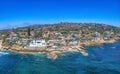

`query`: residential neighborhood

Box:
[0,23,120,58]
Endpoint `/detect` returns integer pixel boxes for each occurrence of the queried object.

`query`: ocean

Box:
[0,40,120,74]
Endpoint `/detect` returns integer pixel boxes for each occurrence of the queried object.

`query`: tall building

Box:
[28,28,31,36]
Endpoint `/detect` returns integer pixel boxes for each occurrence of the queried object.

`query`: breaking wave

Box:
[0,52,9,56]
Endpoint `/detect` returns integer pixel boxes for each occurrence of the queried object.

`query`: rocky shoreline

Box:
[0,39,118,59]
[80,39,116,46]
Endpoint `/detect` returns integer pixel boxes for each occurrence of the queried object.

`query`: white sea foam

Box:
[111,47,116,49]
[0,52,9,56]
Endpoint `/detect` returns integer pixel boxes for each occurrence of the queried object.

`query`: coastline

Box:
[0,39,118,59]
[0,39,120,74]
[80,39,116,46]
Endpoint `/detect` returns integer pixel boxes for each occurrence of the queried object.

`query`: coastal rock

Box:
[47,52,58,59]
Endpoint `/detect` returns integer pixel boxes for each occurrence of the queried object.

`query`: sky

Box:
[0,0,120,29]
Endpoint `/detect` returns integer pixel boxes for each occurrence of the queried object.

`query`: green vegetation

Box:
[0,23,120,47]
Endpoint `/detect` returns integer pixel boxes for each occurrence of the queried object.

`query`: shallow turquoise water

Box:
[0,40,120,74]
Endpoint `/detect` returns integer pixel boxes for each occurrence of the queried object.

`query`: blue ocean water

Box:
[0,40,120,74]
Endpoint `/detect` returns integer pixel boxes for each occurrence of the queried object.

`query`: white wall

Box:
[29,40,46,47]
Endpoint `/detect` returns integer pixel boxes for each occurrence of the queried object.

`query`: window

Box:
[37,42,41,43]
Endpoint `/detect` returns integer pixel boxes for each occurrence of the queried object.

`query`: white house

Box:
[29,40,46,48]
[68,40,78,45]
[0,40,2,49]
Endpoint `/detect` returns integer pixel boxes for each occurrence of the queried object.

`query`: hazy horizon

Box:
[0,0,120,29]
